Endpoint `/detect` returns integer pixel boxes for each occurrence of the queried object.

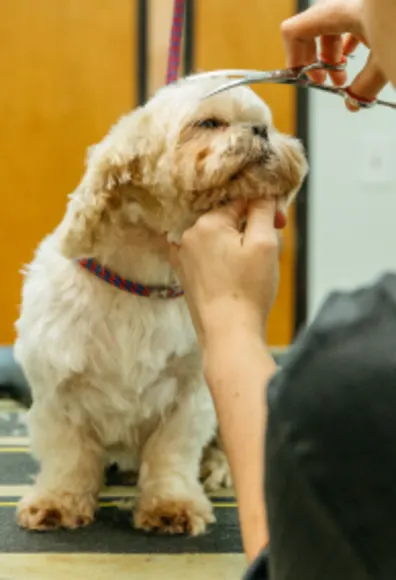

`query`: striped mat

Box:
[0,400,246,579]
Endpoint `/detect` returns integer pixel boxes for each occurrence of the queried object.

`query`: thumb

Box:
[346,53,387,111]
[244,199,277,246]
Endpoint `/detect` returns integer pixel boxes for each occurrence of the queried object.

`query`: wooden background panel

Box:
[148,0,174,96]
[0,0,135,344]
[194,0,297,346]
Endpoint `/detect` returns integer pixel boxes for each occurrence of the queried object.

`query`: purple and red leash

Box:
[165,0,185,84]
[78,258,184,299]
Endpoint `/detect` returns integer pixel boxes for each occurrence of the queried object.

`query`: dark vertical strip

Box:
[294,0,310,336]
[137,0,148,105]
[183,0,194,75]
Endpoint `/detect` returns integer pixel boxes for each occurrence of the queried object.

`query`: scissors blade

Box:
[201,68,304,99]
[186,69,273,81]
[202,77,264,99]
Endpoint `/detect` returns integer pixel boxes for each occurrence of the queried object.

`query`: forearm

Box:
[203,328,276,562]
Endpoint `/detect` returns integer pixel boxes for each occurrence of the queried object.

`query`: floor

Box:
[0,400,246,580]
[0,554,246,580]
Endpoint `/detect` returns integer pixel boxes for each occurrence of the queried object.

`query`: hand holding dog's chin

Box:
[169,198,280,359]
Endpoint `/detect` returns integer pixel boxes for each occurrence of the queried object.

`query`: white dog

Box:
[14,76,308,536]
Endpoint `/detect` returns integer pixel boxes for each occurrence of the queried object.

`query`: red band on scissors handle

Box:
[319,54,347,66]
[345,87,376,104]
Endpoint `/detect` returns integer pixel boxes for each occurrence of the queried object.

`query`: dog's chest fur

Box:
[15,237,203,450]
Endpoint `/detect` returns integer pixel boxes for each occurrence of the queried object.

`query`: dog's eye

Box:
[196,118,225,129]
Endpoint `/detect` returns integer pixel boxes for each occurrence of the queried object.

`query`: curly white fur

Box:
[14,76,308,535]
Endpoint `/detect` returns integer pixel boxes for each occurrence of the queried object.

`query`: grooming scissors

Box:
[188,57,396,110]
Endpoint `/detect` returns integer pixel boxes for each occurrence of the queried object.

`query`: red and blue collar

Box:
[77,258,184,299]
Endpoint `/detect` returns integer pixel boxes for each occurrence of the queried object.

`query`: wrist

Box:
[202,321,272,387]
[199,299,267,347]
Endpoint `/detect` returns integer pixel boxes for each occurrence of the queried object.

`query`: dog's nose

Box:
[251,125,268,140]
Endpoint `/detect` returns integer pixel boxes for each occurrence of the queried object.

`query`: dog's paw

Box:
[17,489,96,531]
[134,490,215,536]
[200,443,232,491]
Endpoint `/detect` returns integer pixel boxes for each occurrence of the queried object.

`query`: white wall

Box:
[308,45,396,319]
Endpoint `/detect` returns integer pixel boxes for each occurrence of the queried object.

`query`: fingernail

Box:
[274,210,287,229]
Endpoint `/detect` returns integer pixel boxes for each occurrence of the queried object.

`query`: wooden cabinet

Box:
[0,0,298,347]
[0,0,136,344]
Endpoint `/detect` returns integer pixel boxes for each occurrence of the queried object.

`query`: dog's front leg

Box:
[134,384,216,536]
[17,402,104,531]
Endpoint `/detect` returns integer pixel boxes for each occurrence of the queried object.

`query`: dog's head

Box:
[58,76,308,257]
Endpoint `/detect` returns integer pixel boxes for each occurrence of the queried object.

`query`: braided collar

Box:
[77,258,184,299]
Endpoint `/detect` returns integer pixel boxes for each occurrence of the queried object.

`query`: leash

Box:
[166,0,185,84]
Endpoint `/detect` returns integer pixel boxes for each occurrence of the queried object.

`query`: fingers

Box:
[305,39,327,85]
[320,35,347,86]
[215,198,247,224]
[282,0,360,66]
[198,198,247,231]
[177,199,247,251]
[281,1,363,86]
[169,200,248,269]
[282,0,360,47]
[281,18,307,69]
[346,53,388,111]
[342,33,361,55]
[196,199,280,248]
[243,199,278,247]
[169,199,280,269]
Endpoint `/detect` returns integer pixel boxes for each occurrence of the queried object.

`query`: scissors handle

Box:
[343,87,376,109]
[295,80,396,110]
[303,55,347,74]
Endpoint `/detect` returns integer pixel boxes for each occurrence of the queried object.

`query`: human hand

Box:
[281,0,387,111]
[168,199,281,352]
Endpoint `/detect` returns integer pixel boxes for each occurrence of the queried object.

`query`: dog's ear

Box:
[56,109,149,259]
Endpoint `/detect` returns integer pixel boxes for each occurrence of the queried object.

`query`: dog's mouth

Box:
[229,151,272,183]
[187,148,278,216]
